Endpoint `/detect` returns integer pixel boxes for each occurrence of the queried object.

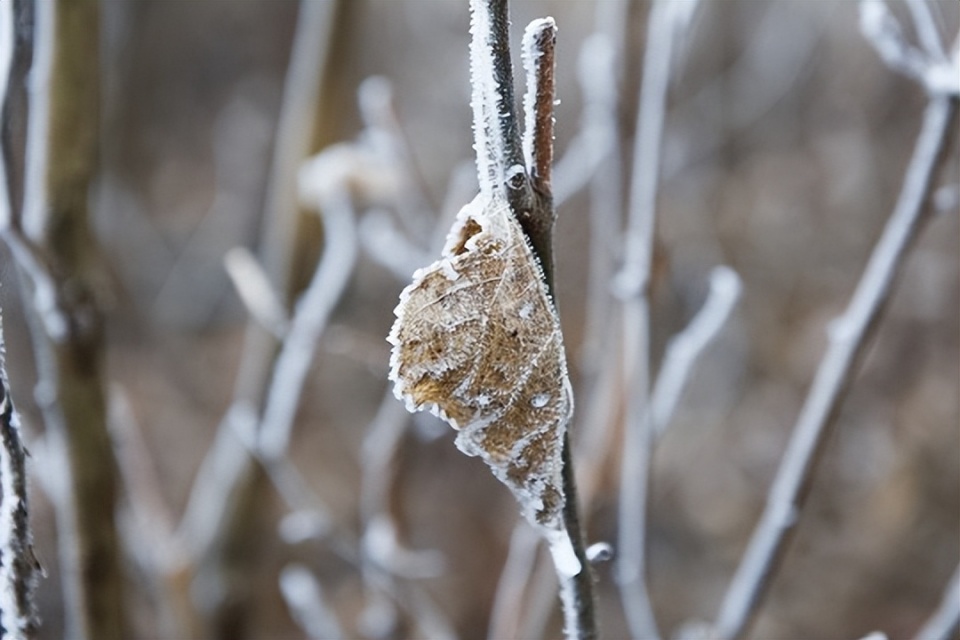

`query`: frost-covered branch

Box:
[224,247,289,340]
[860,0,960,96]
[522,18,557,194]
[256,186,358,460]
[279,564,344,640]
[6,1,126,637]
[904,0,947,61]
[0,321,39,640]
[468,0,527,203]
[714,52,959,640]
[466,4,596,637]
[173,3,343,634]
[615,3,701,639]
[913,565,960,640]
[651,266,741,437]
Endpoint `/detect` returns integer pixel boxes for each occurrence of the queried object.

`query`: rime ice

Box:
[387,194,578,575]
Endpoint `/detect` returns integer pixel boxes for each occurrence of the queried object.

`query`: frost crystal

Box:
[388,194,577,574]
[522,17,557,174]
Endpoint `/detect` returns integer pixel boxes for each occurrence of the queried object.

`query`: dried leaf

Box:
[388,193,579,575]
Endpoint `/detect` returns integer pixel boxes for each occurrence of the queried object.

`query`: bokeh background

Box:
[1,1,957,638]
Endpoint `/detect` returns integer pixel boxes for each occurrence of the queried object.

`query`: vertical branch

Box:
[468,2,596,638]
[0,323,39,640]
[615,2,699,638]
[0,9,40,636]
[256,188,358,460]
[175,2,342,636]
[522,18,557,194]
[9,0,127,637]
[518,17,559,291]
[468,0,527,203]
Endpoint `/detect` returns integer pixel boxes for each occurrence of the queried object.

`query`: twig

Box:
[487,526,541,640]
[468,0,527,204]
[651,266,741,437]
[714,67,959,640]
[279,564,345,640]
[615,2,700,638]
[11,1,126,637]
[522,18,557,194]
[223,247,289,340]
[912,565,960,640]
[903,0,947,61]
[859,0,959,95]
[174,3,341,633]
[468,3,595,637]
[107,388,200,639]
[0,319,39,639]
[256,187,358,460]
[574,33,623,371]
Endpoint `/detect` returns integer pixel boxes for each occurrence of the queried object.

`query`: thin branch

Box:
[487,526,541,640]
[467,3,596,637]
[107,388,200,640]
[522,18,557,194]
[14,1,126,637]
[468,0,527,204]
[859,0,933,87]
[615,2,701,638]
[714,92,959,640]
[904,0,947,61]
[224,247,289,340]
[256,188,358,460]
[913,565,960,640]
[0,321,40,639]
[279,564,345,640]
[174,4,341,634]
[651,266,741,437]
[574,33,623,371]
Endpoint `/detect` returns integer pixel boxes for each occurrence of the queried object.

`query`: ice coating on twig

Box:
[522,17,557,185]
[469,0,506,196]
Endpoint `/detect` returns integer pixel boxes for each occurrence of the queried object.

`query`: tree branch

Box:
[714,77,959,640]
[8,1,127,637]
[468,2,595,638]
[0,325,39,640]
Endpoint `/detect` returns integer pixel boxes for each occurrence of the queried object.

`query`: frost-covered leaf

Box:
[387,193,579,576]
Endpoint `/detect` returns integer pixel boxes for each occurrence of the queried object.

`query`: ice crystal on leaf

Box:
[387,194,578,576]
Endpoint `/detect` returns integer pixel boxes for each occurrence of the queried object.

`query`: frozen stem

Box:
[175,3,342,635]
[651,266,741,437]
[616,2,701,639]
[7,0,126,637]
[0,326,39,639]
[468,2,595,637]
[279,564,345,640]
[714,73,959,640]
[256,187,358,460]
[522,18,557,194]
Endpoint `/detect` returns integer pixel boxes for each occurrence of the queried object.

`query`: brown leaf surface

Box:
[388,194,573,533]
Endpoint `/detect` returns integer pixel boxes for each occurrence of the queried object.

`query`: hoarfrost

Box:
[546,528,582,578]
[521,17,557,174]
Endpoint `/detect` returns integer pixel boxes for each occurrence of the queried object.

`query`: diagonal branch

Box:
[714,85,959,640]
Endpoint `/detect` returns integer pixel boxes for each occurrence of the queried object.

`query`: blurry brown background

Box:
[1,1,957,638]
